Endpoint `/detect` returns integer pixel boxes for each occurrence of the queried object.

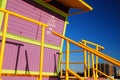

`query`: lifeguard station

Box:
[0,0,120,80]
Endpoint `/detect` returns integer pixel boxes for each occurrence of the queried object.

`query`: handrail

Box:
[94,68,114,80]
[61,62,85,64]
[0,8,48,80]
[0,8,48,27]
[62,50,84,53]
[81,39,104,50]
[67,69,84,80]
[52,31,120,67]
[81,40,104,79]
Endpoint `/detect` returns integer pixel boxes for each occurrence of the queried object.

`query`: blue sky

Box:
[62,0,120,72]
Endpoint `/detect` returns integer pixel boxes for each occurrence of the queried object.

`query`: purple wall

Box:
[2,76,59,80]
[3,39,59,72]
[1,0,66,80]
[6,0,65,46]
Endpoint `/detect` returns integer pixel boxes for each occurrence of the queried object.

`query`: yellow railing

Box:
[67,69,84,80]
[60,50,85,77]
[60,40,105,80]
[80,39,104,79]
[52,31,120,80]
[0,8,48,80]
[94,68,114,80]
[0,8,120,80]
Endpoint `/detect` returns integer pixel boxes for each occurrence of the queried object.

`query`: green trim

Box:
[2,69,58,76]
[56,18,68,74]
[0,0,7,29]
[60,20,69,52]
[0,0,2,7]
[34,0,68,18]
[0,31,61,50]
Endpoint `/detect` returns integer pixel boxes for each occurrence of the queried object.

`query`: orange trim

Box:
[57,0,93,11]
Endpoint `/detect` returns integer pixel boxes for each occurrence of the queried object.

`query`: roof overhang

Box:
[41,0,93,16]
[57,0,93,11]
[57,0,93,15]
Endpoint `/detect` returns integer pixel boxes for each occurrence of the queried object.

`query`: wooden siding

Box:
[2,76,36,80]
[2,76,58,80]
[5,0,65,46]
[2,39,59,72]
[1,0,66,80]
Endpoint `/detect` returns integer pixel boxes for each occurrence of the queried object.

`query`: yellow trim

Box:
[0,32,61,50]
[2,70,57,76]
[81,0,93,10]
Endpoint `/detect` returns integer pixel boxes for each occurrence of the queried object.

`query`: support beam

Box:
[61,62,85,64]
[92,54,95,80]
[66,41,70,80]
[95,45,99,79]
[83,41,87,78]
[88,52,90,77]
[0,13,9,80]
[62,50,84,53]
[38,26,45,80]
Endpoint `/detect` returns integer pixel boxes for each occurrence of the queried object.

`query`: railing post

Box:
[95,45,99,79]
[0,12,9,80]
[88,52,90,77]
[38,26,45,80]
[83,41,87,78]
[92,54,95,80]
[60,53,63,77]
[66,40,70,80]
[60,63,62,77]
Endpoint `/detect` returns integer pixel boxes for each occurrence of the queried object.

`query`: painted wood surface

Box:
[6,0,65,46]
[1,0,66,80]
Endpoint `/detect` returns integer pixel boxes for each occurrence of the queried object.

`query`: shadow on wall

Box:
[0,40,31,74]
[49,76,60,80]
[54,54,57,73]
[49,53,59,80]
